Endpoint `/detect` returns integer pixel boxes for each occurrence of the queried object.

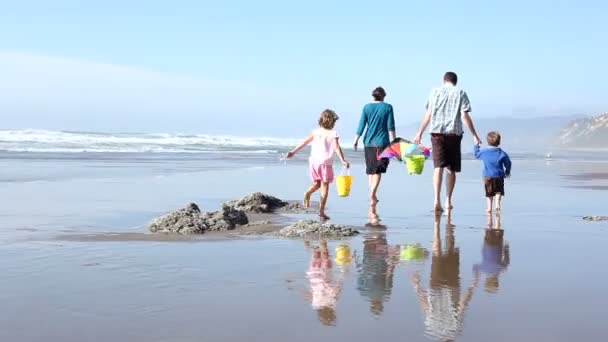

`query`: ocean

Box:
[1,129,607,341]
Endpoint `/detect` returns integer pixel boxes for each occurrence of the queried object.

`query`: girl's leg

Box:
[495,194,502,211]
[319,182,330,220]
[486,196,493,213]
[304,181,321,208]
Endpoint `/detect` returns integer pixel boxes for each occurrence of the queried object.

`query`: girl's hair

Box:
[319,109,339,129]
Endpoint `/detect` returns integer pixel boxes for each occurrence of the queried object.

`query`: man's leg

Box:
[445,169,456,210]
[433,167,444,212]
[495,194,502,211]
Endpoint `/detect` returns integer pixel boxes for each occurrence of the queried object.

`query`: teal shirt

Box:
[356,102,396,147]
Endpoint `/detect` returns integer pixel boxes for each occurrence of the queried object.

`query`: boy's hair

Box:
[443,71,458,85]
[487,131,501,147]
[372,87,386,101]
[319,109,339,129]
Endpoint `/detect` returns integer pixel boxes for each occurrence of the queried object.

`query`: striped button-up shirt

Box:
[426,84,471,135]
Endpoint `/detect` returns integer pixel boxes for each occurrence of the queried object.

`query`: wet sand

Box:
[1,156,608,342]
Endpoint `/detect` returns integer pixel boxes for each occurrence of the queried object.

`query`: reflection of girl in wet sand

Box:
[305,241,349,326]
[411,213,479,341]
[356,230,400,317]
[474,214,510,293]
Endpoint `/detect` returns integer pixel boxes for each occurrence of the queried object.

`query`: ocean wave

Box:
[0,129,299,153]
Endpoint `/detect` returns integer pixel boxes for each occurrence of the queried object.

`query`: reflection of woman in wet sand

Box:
[305,241,348,326]
[356,230,400,317]
[411,212,479,341]
[474,214,510,293]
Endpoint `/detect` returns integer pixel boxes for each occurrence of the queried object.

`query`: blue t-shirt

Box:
[473,145,512,178]
[356,102,396,147]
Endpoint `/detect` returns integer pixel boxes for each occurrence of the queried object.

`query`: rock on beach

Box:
[149,203,248,234]
[278,220,359,238]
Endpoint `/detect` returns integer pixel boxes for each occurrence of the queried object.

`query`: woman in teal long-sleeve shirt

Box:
[353,87,396,221]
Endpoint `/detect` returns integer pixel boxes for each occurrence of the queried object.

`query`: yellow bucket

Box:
[405,155,426,175]
[400,244,425,261]
[336,170,353,197]
[335,245,352,265]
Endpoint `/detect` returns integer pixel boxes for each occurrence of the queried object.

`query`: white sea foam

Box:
[0,129,299,153]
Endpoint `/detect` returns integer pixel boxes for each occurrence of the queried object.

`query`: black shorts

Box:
[484,177,505,197]
[431,134,463,172]
[364,147,389,175]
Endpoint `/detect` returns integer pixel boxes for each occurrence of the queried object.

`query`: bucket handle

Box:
[341,167,351,176]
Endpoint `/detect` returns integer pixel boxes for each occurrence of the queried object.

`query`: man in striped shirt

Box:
[413,72,481,212]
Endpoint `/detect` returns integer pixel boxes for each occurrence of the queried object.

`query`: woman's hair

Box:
[319,109,339,129]
[372,87,386,101]
[487,131,501,147]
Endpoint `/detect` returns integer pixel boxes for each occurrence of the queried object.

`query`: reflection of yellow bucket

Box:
[335,245,352,265]
[405,155,426,175]
[400,244,425,261]
[336,174,353,197]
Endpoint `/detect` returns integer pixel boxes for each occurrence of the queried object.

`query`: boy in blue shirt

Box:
[474,132,512,213]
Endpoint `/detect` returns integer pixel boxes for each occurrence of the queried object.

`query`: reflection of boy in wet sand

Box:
[474,215,510,293]
[305,241,347,326]
[411,213,479,341]
[356,231,400,317]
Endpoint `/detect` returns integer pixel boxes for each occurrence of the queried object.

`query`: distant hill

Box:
[397,115,581,150]
[556,113,608,149]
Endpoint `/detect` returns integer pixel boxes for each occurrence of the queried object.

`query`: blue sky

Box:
[1,0,606,136]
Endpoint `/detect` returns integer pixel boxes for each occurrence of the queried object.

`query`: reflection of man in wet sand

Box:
[475,214,510,293]
[357,230,400,317]
[411,212,479,341]
[305,241,347,326]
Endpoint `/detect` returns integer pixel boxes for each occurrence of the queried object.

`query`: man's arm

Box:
[413,110,431,145]
[462,111,481,145]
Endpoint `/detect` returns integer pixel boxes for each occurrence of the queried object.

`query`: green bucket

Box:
[405,155,426,175]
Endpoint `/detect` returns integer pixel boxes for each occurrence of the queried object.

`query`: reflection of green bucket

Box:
[400,244,425,261]
[405,155,426,175]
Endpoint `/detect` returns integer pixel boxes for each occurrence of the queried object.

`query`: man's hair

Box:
[443,72,458,85]
[319,109,339,129]
[487,131,501,147]
[372,87,386,101]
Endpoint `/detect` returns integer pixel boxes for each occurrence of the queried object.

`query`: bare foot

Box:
[486,207,492,213]
[434,203,444,213]
[319,213,330,221]
[495,206,501,212]
[303,193,311,208]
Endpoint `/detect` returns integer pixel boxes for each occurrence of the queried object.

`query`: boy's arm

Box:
[287,134,314,158]
[334,138,350,168]
[473,144,483,159]
[503,152,512,177]
[388,105,396,142]
[354,107,368,151]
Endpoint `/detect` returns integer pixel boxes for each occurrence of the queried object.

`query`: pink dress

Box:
[309,128,338,183]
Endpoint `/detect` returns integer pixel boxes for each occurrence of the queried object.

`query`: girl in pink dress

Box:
[287,109,349,220]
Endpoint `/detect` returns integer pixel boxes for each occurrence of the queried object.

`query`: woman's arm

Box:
[354,107,368,151]
[388,105,396,142]
[287,134,314,158]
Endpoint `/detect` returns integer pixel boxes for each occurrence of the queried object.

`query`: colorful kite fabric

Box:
[377,138,431,161]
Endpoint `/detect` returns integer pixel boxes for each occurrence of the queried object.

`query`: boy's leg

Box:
[433,168,444,212]
[495,194,502,211]
[486,196,493,213]
[304,181,321,208]
[445,169,456,210]
[319,182,330,220]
